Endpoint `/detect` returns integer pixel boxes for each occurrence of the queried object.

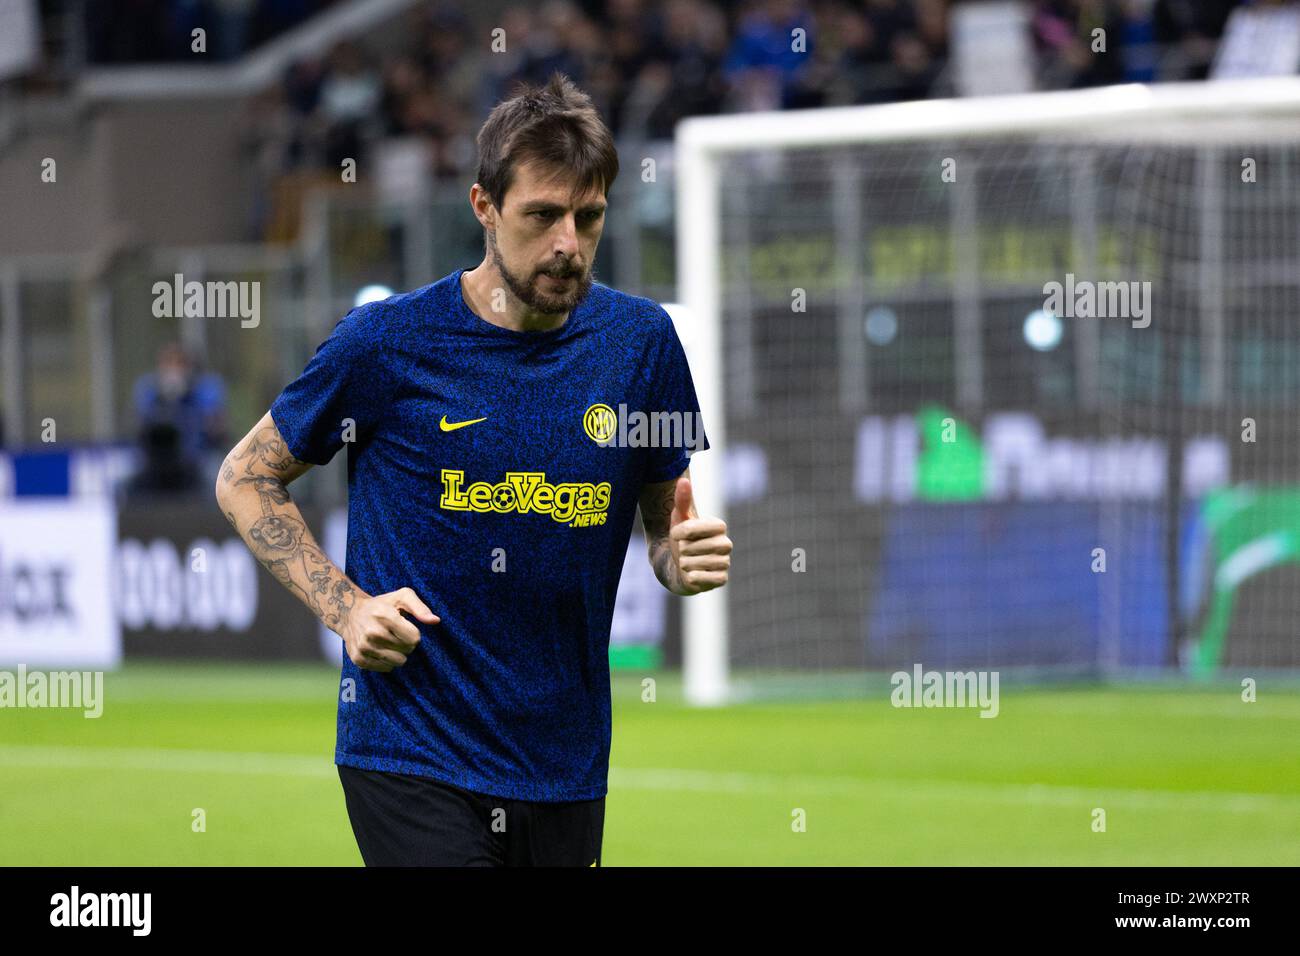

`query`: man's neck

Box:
[460,260,570,333]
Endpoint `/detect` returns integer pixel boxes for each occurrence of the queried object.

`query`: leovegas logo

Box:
[439,470,611,527]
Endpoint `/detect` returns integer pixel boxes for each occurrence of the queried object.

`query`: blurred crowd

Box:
[233,0,1263,234]
[14,0,1272,242]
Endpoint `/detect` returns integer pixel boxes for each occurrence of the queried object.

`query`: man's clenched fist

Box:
[669,477,732,595]
[339,587,438,672]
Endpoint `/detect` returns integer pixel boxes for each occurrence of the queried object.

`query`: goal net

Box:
[675,77,1300,704]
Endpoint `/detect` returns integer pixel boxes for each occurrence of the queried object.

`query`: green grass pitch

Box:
[0,663,1296,865]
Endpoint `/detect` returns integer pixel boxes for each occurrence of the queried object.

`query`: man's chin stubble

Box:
[489,242,592,314]
[529,274,593,314]
[502,269,593,315]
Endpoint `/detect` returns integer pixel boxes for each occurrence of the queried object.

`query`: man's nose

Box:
[553,213,579,258]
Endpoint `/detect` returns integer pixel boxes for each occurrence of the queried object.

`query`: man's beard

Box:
[489,234,594,315]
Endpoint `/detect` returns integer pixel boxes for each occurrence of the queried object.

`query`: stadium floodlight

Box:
[354,284,395,307]
[1023,310,1063,351]
[675,76,1300,706]
[865,307,899,347]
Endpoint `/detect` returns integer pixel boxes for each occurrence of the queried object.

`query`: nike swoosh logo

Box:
[440,415,487,432]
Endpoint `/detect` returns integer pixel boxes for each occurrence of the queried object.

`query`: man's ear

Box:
[470,184,498,228]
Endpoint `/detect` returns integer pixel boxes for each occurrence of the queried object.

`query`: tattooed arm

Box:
[215,412,438,672]
[214,412,342,624]
[638,466,732,596]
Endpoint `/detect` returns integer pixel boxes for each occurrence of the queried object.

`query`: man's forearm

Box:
[641,478,691,595]
[216,446,360,635]
[648,536,690,595]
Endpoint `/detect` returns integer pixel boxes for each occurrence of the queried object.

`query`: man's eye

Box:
[531,211,554,220]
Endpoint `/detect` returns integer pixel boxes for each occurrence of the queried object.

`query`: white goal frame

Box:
[674,75,1300,706]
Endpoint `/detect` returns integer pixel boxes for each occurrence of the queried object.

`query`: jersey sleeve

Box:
[269,304,393,465]
[641,307,711,485]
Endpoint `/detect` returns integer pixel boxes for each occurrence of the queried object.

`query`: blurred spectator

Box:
[317,41,381,168]
[723,0,816,111]
[129,343,228,495]
[1153,0,1240,80]
[239,83,297,237]
[1032,0,1128,89]
[513,1,596,90]
[212,0,259,62]
[1120,0,1160,82]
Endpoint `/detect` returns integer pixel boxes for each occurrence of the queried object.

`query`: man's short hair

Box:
[475,73,619,210]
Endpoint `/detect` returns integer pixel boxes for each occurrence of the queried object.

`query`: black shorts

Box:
[338,765,605,867]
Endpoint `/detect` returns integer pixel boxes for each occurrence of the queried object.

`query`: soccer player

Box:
[215,73,731,866]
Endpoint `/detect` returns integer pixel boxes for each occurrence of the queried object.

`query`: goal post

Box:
[675,76,1300,706]
[661,296,729,707]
